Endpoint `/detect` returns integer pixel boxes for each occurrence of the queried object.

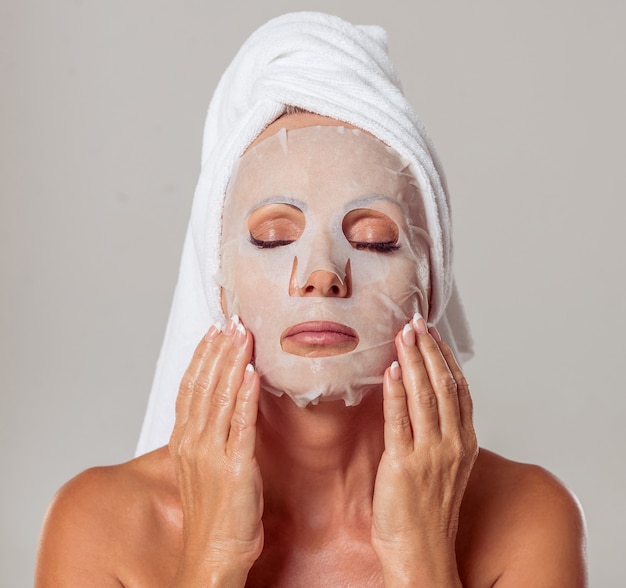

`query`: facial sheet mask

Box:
[219,126,431,407]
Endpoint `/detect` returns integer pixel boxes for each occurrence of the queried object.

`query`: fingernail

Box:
[402,323,416,346]
[412,312,428,335]
[429,326,442,342]
[205,324,220,342]
[225,314,240,335]
[244,363,255,383]
[234,321,247,346]
[390,360,401,381]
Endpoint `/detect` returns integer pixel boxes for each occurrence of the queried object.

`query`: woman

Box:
[35,13,587,587]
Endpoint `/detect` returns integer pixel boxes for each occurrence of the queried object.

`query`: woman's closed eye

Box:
[352,240,400,252]
[247,203,305,248]
[249,235,296,248]
[343,209,400,253]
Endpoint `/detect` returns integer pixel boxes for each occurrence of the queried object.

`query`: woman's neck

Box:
[256,390,385,531]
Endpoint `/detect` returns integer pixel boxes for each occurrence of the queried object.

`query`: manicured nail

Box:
[225,314,240,335]
[402,323,416,346]
[390,360,401,381]
[205,324,220,342]
[429,326,442,342]
[244,362,255,382]
[234,321,247,346]
[412,312,428,335]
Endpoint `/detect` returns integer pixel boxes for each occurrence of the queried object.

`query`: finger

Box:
[227,363,260,460]
[395,324,440,439]
[415,328,462,437]
[382,361,413,457]
[206,322,254,446]
[174,324,221,429]
[432,329,474,432]
[184,319,242,437]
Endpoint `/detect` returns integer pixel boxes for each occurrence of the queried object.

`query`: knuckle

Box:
[179,374,196,396]
[230,407,252,433]
[447,435,465,456]
[434,375,457,396]
[388,412,412,431]
[413,387,438,410]
[456,377,471,397]
[173,435,195,460]
[211,386,232,408]
[446,433,478,465]
[193,374,212,394]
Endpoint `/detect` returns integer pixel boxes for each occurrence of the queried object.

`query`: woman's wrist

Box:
[379,560,462,588]
[170,549,254,588]
[170,561,251,588]
[374,536,462,588]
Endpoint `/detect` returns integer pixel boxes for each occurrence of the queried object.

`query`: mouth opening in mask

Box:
[280,321,359,357]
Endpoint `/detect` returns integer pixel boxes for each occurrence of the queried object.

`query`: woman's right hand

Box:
[168,316,263,588]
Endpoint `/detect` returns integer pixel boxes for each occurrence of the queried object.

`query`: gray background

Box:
[2,0,624,585]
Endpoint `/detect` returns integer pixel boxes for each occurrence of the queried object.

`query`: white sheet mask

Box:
[219,126,431,407]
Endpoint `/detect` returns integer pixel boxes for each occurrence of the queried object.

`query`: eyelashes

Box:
[248,235,296,248]
[351,241,400,253]
[249,234,400,253]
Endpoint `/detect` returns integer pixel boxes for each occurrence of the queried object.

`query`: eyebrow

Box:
[343,194,406,214]
[245,193,406,218]
[246,196,308,217]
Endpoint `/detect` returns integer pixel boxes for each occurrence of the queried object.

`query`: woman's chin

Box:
[260,380,381,409]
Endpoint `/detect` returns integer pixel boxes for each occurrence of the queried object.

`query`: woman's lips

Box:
[280,321,359,357]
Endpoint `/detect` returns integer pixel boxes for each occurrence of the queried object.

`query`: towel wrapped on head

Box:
[136,11,473,455]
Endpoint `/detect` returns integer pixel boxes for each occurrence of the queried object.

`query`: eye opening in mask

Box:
[342,208,400,253]
[247,202,305,248]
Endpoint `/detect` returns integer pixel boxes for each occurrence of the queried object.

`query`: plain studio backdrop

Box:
[2,1,624,585]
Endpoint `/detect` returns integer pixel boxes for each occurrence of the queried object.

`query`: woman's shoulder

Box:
[458,448,587,586]
[35,447,179,586]
[468,447,584,518]
[46,446,176,520]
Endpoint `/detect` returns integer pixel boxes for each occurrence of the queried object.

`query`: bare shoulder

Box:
[35,447,180,587]
[458,448,588,587]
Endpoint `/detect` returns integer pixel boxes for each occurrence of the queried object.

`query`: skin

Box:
[35,114,588,587]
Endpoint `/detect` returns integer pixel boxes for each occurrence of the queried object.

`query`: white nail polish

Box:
[402,322,416,346]
[390,360,401,381]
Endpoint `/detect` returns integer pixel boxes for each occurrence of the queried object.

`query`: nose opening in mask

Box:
[289,257,352,298]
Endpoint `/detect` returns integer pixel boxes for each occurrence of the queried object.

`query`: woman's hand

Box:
[372,316,478,587]
[168,317,263,588]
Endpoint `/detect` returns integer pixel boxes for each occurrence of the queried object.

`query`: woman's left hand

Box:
[371,317,478,587]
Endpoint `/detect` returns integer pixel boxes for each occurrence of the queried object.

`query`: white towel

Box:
[136,12,473,456]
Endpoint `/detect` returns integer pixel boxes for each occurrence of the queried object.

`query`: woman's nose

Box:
[289,259,352,297]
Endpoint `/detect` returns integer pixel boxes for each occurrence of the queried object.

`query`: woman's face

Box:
[220,116,430,407]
